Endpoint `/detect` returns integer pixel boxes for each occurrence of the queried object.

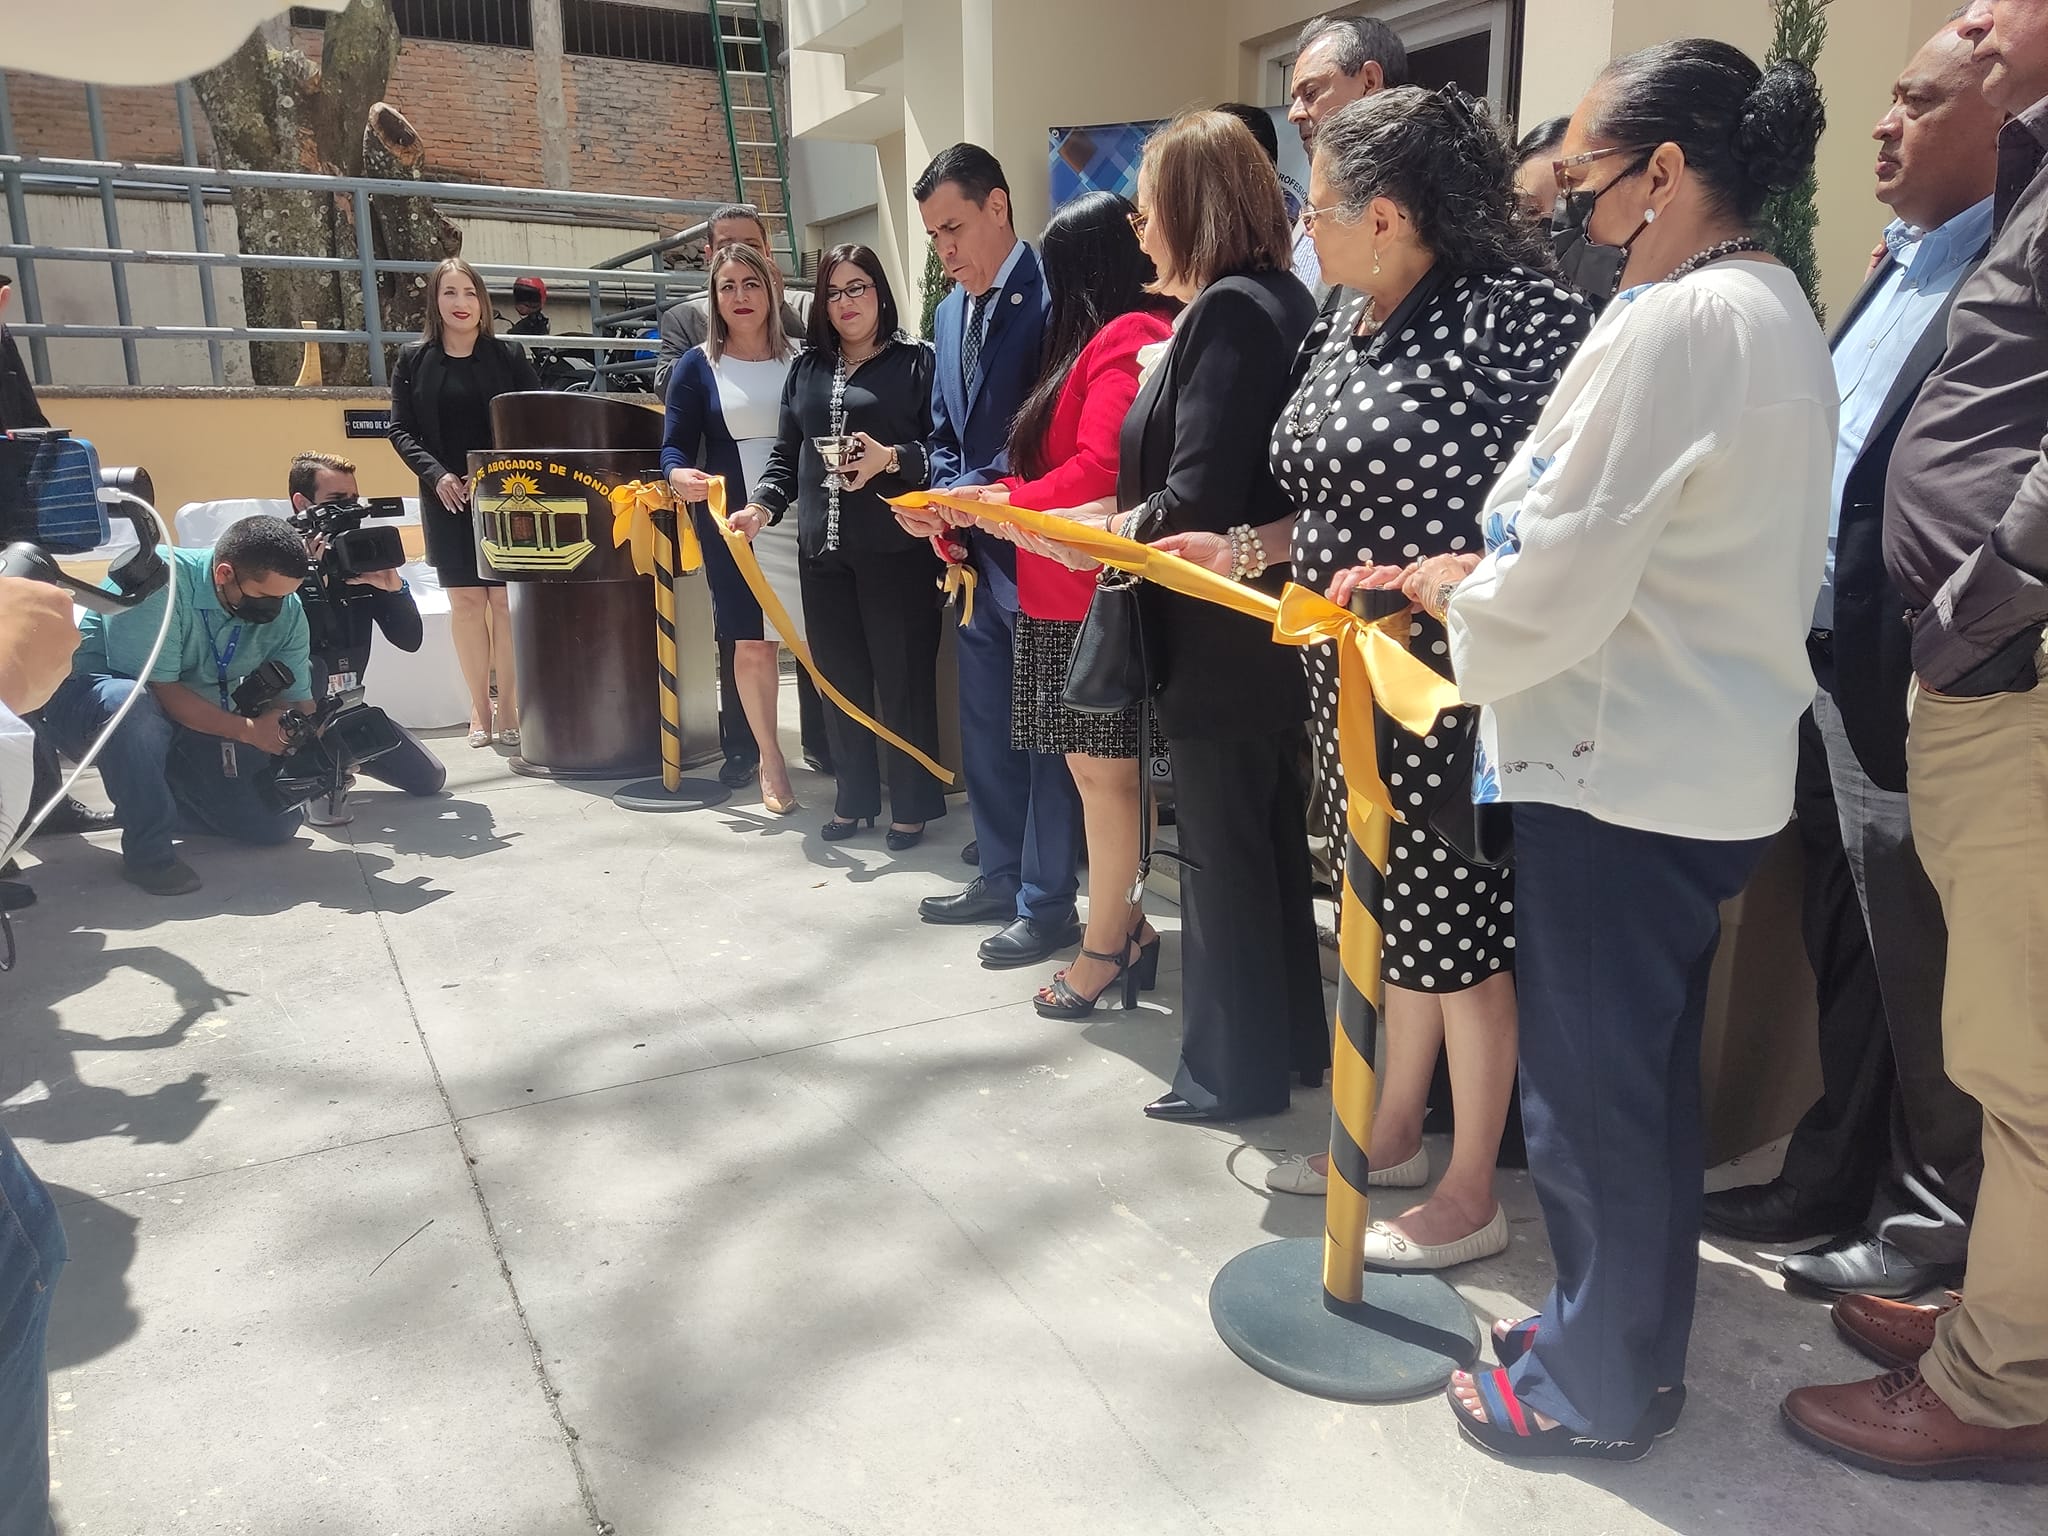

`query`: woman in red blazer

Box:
[957,191,1177,1016]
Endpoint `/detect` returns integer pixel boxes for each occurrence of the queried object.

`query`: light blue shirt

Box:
[1292,222,1322,295]
[968,238,1029,352]
[73,544,313,705]
[1815,197,1993,628]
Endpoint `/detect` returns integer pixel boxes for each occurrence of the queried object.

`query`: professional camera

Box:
[0,428,167,613]
[231,659,404,815]
[287,494,407,595]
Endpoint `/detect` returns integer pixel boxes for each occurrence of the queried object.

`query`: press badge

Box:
[221,740,239,778]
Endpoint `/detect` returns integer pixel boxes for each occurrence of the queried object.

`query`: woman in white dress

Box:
[661,242,802,813]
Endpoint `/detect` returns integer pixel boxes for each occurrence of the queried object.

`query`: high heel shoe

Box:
[1132,930,1160,992]
[885,822,925,851]
[760,774,800,816]
[1034,926,1145,1019]
[820,815,874,842]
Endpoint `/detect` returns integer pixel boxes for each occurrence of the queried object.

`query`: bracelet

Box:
[1426,577,1460,621]
[1228,524,1269,581]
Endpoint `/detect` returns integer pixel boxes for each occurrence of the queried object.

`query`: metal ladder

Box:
[710,0,800,275]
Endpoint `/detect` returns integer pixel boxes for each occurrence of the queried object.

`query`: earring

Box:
[1372,245,1382,276]
[1643,208,1657,223]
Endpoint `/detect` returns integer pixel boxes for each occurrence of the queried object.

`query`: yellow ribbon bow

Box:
[938,561,977,629]
[608,479,700,577]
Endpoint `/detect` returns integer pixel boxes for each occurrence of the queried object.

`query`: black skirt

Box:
[1011,612,1143,759]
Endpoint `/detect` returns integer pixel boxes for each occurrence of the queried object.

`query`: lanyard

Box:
[199,612,243,709]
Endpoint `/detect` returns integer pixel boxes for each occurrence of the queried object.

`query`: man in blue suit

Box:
[905,144,1083,967]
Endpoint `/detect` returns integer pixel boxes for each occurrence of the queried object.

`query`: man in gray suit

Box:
[653,203,811,390]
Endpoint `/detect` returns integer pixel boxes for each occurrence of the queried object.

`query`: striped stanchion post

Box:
[614,494,731,813]
[1206,588,1478,1403]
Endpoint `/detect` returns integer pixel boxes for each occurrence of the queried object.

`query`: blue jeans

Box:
[43,674,304,870]
[0,1131,64,1536]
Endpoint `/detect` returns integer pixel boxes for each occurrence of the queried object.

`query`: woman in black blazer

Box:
[742,244,943,846]
[388,257,541,747]
[1121,111,1325,1121]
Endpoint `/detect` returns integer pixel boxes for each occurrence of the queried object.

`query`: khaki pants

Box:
[1907,642,2048,1429]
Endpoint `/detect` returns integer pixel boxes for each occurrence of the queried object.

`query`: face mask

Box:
[220,578,286,626]
[1550,166,1654,301]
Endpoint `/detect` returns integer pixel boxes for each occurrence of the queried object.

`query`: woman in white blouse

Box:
[1340,40,1837,1461]
[662,243,802,814]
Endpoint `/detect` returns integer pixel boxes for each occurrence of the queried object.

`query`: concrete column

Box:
[531,0,573,191]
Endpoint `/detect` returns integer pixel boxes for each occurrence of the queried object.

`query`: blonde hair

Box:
[421,257,496,346]
[1140,110,1292,293]
[704,242,789,362]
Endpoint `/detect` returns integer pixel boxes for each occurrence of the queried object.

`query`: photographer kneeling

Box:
[41,516,315,896]
[288,451,446,824]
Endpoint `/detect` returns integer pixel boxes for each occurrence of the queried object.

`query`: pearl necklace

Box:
[1666,238,1771,282]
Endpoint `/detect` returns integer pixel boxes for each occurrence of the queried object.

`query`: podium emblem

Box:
[478,472,597,573]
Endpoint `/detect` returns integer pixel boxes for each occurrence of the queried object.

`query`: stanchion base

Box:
[1209,1238,1478,1403]
[612,776,732,812]
[509,756,662,781]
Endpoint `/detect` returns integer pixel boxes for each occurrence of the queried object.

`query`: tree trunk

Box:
[362,102,462,359]
[193,0,452,386]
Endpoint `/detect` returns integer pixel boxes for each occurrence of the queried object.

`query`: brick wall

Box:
[1,33,741,203]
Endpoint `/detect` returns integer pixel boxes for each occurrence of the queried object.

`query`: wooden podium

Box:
[472,393,719,779]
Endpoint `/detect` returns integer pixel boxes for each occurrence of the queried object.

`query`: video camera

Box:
[288,494,407,595]
[231,658,404,814]
[0,429,168,612]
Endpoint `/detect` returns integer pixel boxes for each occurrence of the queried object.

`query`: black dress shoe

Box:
[919,875,1018,926]
[961,839,979,867]
[978,914,1084,969]
[1702,1179,1863,1244]
[719,756,759,789]
[34,797,116,835]
[1780,1231,1966,1300]
[0,878,36,912]
[803,748,833,776]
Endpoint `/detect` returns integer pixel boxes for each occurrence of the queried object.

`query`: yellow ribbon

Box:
[938,562,977,629]
[607,480,700,577]
[605,478,956,785]
[892,489,1461,824]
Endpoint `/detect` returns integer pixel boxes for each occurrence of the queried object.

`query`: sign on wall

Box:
[343,408,393,439]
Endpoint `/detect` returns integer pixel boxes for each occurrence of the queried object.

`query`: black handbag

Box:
[1061,568,1149,716]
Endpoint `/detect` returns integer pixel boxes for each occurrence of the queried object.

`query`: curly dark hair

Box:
[1314,86,1552,276]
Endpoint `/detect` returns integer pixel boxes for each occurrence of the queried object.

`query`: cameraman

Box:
[288,451,445,818]
[40,515,314,896]
[0,574,78,1536]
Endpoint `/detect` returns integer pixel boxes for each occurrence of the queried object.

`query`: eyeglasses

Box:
[1127,210,1151,240]
[825,280,874,303]
[1298,202,1354,232]
[1551,144,1658,191]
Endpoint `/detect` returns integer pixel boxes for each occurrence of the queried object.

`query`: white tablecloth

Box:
[170,498,469,730]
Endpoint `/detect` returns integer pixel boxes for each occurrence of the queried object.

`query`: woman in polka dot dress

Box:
[1265,88,1592,1266]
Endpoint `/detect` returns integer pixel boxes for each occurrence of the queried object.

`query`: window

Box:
[289,1,781,68]
[1264,1,1514,116]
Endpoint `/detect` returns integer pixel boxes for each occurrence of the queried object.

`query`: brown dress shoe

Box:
[1783,1367,2048,1479]
[1832,1292,1960,1370]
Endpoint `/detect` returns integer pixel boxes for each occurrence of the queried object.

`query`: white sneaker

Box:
[1361,1205,1509,1270]
[1263,1144,1432,1196]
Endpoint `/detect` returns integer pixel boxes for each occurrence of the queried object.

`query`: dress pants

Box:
[1773,704,1894,1213]
[1509,803,1771,1438]
[954,546,1081,924]
[1165,728,1328,1114]
[1814,683,1979,1264]
[1907,650,2048,1428]
[0,1130,64,1536]
[798,548,946,826]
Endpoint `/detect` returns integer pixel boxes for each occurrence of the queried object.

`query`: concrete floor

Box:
[2,726,2037,1536]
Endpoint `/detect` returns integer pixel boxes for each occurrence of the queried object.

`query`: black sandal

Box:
[1035,934,1141,1019]
[1449,1368,1653,1463]
[1490,1320,1687,1438]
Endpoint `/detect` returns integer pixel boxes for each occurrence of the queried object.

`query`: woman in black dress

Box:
[1257,90,1593,1266]
[741,245,943,847]
[388,257,540,748]
[1117,110,1327,1122]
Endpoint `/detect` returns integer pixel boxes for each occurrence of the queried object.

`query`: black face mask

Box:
[1550,162,1654,302]
[220,577,286,626]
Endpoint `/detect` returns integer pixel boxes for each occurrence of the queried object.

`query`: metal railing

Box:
[0,131,740,391]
